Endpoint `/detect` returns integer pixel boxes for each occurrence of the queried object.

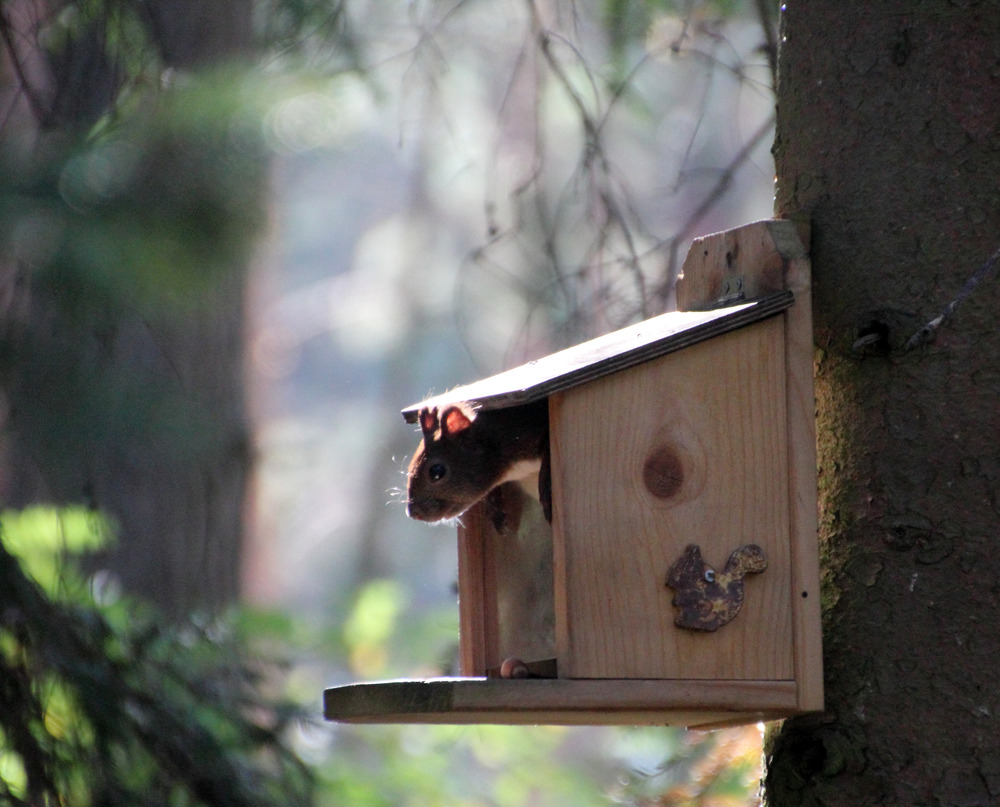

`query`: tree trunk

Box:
[0,0,258,617]
[766,2,1000,804]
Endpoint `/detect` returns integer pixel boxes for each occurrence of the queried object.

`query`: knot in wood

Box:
[643,445,685,500]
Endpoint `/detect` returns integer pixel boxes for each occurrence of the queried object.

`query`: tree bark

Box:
[766,3,1000,805]
[0,0,258,617]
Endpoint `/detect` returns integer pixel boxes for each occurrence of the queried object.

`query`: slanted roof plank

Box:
[402,291,793,421]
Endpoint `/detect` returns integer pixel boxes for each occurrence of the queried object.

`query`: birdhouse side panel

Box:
[550,316,794,681]
[457,481,555,675]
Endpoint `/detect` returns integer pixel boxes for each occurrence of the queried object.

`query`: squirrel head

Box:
[406,404,496,522]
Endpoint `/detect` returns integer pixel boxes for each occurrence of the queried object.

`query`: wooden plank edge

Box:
[324,678,800,727]
[456,517,488,676]
[548,393,573,681]
[773,220,825,714]
[677,219,788,311]
[327,709,792,728]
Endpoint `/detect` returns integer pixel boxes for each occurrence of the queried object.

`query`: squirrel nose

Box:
[408,497,445,521]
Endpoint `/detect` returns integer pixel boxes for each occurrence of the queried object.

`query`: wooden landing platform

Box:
[324,677,798,728]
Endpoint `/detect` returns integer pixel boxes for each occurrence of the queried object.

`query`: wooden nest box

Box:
[325,220,823,727]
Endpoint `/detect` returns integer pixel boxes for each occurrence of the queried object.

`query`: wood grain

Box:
[456,506,488,675]
[677,219,823,711]
[677,220,792,308]
[551,316,794,680]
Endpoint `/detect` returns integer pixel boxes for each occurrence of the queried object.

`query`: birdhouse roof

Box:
[402,290,793,422]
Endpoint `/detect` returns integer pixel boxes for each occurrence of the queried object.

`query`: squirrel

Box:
[406,399,551,523]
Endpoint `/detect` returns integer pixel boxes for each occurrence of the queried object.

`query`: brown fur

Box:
[406,400,550,522]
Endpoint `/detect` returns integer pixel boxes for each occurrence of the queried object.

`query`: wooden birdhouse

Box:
[325,219,823,728]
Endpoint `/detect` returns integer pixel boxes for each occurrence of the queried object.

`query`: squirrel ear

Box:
[441,405,473,435]
[419,407,439,438]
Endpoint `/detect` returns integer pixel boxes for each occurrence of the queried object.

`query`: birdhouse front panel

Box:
[550,314,794,681]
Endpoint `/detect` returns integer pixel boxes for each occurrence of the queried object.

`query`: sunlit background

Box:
[247,2,774,803]
[0,0,779,804]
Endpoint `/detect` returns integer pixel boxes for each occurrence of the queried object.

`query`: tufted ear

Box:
[440,405,473,436]
[419,407,439,438]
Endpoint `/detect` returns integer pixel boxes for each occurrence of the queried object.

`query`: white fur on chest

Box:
[497,457,542,484]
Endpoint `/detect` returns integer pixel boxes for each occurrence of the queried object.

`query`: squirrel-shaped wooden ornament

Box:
[406,399,551,523]
[665,544,767,632]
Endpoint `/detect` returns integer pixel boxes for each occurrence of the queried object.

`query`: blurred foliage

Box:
[11,0,365,126]
[0,0,365,326]
[255,0,365,73]
[611,727,763,806]
[0,507,111,599]
[602,0,769,86]
[0,71,271,501]
[605,0,732,57]
[302,579,764,807]
[0,512,762,807]
[0,71,269,314]
[337,579,460,679]
[0,506,313,807]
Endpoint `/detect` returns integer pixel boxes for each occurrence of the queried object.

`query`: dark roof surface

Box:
[402,290,793,422]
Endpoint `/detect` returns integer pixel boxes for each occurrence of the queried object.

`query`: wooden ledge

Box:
[324,677,800,727]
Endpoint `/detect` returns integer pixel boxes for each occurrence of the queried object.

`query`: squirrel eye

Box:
[428,463,447,482]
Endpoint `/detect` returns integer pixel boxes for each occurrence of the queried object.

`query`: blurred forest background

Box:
[0,0,779,804]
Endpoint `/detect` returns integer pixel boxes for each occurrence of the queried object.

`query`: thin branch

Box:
[655,112,776,305]
[530,3,649,317]
[754,0,779,85]
[0,8,50,125]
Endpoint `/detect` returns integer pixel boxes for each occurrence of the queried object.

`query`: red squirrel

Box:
[406,399,551,523]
